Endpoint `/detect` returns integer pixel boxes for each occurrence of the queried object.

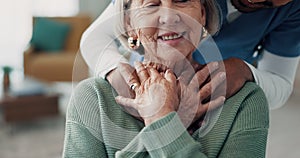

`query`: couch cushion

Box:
[26,52,89,82]
[31,18,71,52]
[28,53,75,81]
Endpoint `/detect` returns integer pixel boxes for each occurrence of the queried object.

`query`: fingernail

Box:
[220,72,226,79]
[213,62,219,68]
[166,69,173,75]
[221,96,226,102]
[115,96,120,101]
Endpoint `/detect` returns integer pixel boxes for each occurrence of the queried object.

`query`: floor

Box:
[0,82,299,158]
[267,91,300,158]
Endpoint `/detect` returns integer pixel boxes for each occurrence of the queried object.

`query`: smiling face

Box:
[231,0,292,12]
[125,0,206,67]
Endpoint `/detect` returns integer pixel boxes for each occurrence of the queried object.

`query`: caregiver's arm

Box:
[80,3,128,78]
[246,50,299,109]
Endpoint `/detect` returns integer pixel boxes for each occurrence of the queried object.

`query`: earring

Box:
[128,37,140,50]
[202,27,208,39]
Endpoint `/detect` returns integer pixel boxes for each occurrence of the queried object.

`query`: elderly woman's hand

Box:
[115,62,179,126]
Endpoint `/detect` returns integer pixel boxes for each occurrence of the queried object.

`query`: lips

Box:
[159,32,185,41]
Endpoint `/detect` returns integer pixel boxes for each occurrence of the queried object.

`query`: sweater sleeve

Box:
[116,112,209,158]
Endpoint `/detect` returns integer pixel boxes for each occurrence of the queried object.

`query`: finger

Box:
[206,62,219,74]
[190,62,219,88]
[199,72,226,102]
[152,63,168,73]
[115,96,138,109]
[143,61,166,73]
[157,64,168,73]
[189,66,210,90]
[164,69,176,83]
[177,69,193,85]
[149,67,160,80]
[143,61,154,68]
[196,96,225,120]
[118,63,140,90]
[207,96,225,111]
[134,61,149,83]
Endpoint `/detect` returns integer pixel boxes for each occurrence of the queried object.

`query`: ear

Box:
[200,3,206,27]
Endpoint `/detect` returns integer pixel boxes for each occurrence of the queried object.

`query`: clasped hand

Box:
[115,61,226,127]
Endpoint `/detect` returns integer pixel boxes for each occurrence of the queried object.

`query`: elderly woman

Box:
[63,0,269,157]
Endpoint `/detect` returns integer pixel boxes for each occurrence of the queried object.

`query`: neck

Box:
[144,53,203,78]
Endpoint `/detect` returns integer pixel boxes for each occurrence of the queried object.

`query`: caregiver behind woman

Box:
[63,0,269,157]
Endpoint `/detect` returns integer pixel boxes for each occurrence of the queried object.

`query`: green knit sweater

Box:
[63,78,269,158]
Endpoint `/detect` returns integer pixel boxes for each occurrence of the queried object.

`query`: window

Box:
[32,0,79,17]
[0,0,79,72]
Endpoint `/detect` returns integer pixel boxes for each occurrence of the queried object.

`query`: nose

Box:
[159,8,180,25]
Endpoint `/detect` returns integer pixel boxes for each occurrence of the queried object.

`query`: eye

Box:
[145,2,160,8]
[173,0,190,3]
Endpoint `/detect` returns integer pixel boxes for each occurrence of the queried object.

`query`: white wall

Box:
[0,0,32,69]
[0,0,111,70]
[79,0,111,20]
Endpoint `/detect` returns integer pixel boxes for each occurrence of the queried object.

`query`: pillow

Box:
[31,18,71,52]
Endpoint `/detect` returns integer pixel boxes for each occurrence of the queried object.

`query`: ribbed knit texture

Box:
[63,78,269,158]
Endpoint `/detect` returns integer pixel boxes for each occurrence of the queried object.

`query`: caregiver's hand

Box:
[177,62,226,128]
[215,58,254,98]
[106,63,137,99]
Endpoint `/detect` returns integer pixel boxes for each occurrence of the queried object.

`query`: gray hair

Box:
[114,0,221,51]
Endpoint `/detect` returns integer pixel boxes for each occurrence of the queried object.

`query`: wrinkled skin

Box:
[112,0,227,127]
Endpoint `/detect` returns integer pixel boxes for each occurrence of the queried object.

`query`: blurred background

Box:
[0,0,299,158]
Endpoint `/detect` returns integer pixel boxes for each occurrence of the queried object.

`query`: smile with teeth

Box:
[160,33,184,41]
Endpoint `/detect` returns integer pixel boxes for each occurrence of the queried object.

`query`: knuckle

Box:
[203,84,212,94]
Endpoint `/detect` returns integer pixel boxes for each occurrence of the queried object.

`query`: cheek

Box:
[131,9,159,30]
[139,28,157,39]
[131,15,158,42]
[182,15,203,47]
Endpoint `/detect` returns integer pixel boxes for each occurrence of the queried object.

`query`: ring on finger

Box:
[130,83,138,91]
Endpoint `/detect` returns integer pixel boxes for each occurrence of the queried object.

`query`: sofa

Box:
[24,15,91,82]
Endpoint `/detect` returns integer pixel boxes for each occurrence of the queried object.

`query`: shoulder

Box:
[66,77,113,121]
[75,77,111,92]
[228,82,267,103]
[224,82,269,130]
[226,82,269,116]
[198,82,269,156]
[72,77,114,101]
[72,77,115,108]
